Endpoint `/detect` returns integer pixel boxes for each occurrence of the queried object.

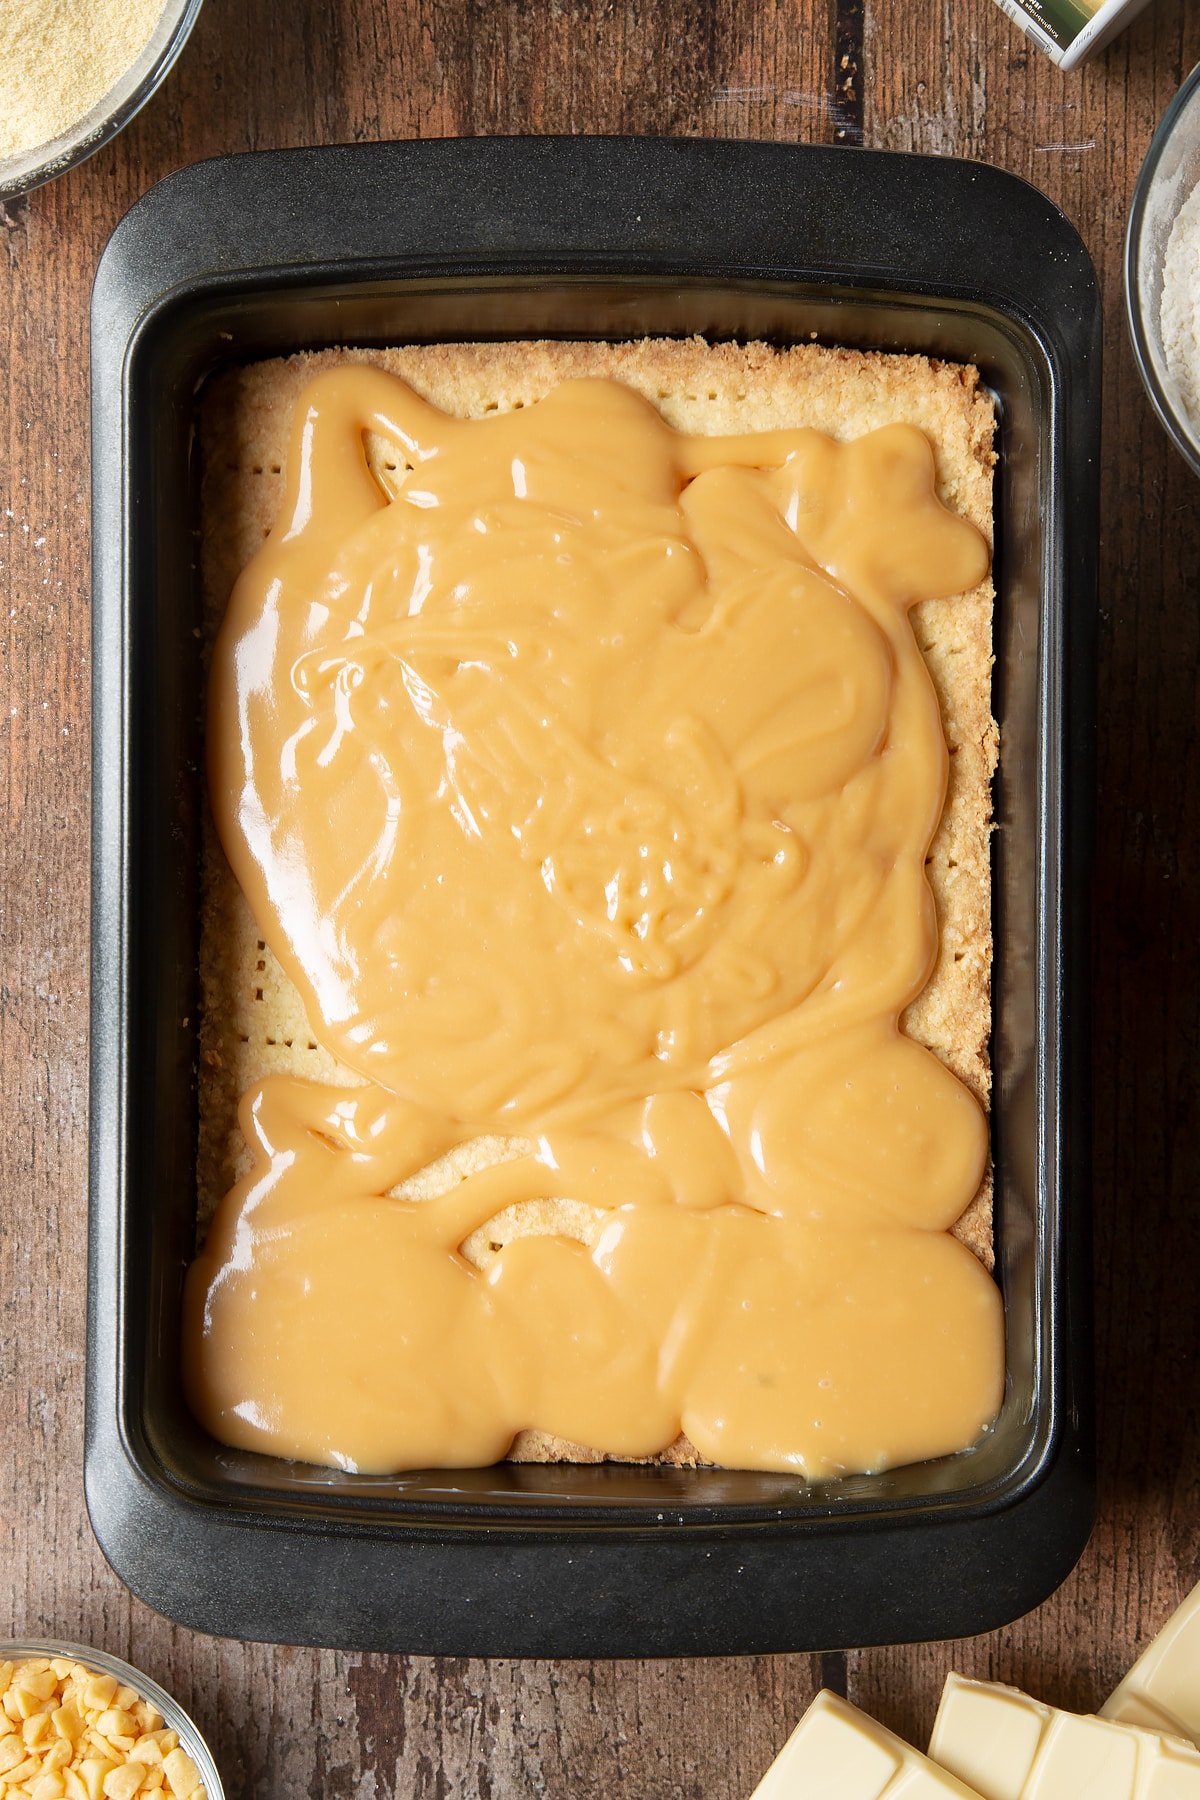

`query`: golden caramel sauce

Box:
[184,366,1004,1476]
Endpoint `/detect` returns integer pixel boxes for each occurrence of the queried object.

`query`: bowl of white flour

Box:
[1127,60,1200,478]
[0,0,203,202]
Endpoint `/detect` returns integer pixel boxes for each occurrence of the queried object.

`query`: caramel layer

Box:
[185,366,1004,1476]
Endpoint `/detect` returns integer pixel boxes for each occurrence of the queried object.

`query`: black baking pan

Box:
[88,136,1098,1657]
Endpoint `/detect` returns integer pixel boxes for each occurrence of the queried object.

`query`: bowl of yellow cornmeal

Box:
[0,0,203,202]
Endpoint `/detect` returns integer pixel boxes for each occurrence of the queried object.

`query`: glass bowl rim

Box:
[1125,57,1200,481]
[0,1639,224,1797]
[0,0,205,204]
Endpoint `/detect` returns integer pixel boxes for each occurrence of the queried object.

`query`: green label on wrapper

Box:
[1007,0,1102,49]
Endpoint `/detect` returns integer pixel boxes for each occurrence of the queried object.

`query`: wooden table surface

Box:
[2,0,1198,1793]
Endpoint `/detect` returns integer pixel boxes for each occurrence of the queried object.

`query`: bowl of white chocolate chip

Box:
[1126,59,1200,479]
[0,1644,221,1800]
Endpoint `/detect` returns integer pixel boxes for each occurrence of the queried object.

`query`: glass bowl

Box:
[0,1640,223,1798]
[1126,59,1200,479]
[0,0,204,204]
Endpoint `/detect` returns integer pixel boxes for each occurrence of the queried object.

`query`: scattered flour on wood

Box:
[1161,180,1200,433]
[0,0,167,160]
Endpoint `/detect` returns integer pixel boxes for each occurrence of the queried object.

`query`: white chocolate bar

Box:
[749,1689,985,1799]
[929,1672,1200,1799]
[1103,1582,1200,1749]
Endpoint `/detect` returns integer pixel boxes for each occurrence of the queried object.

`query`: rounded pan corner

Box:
[933,154,1100,297]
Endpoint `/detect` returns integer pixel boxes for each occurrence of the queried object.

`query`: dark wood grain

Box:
[832,0,866,142]
[1,0,1197,1793]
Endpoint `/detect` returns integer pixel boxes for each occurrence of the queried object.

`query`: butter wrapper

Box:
[991,0,1152,68]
